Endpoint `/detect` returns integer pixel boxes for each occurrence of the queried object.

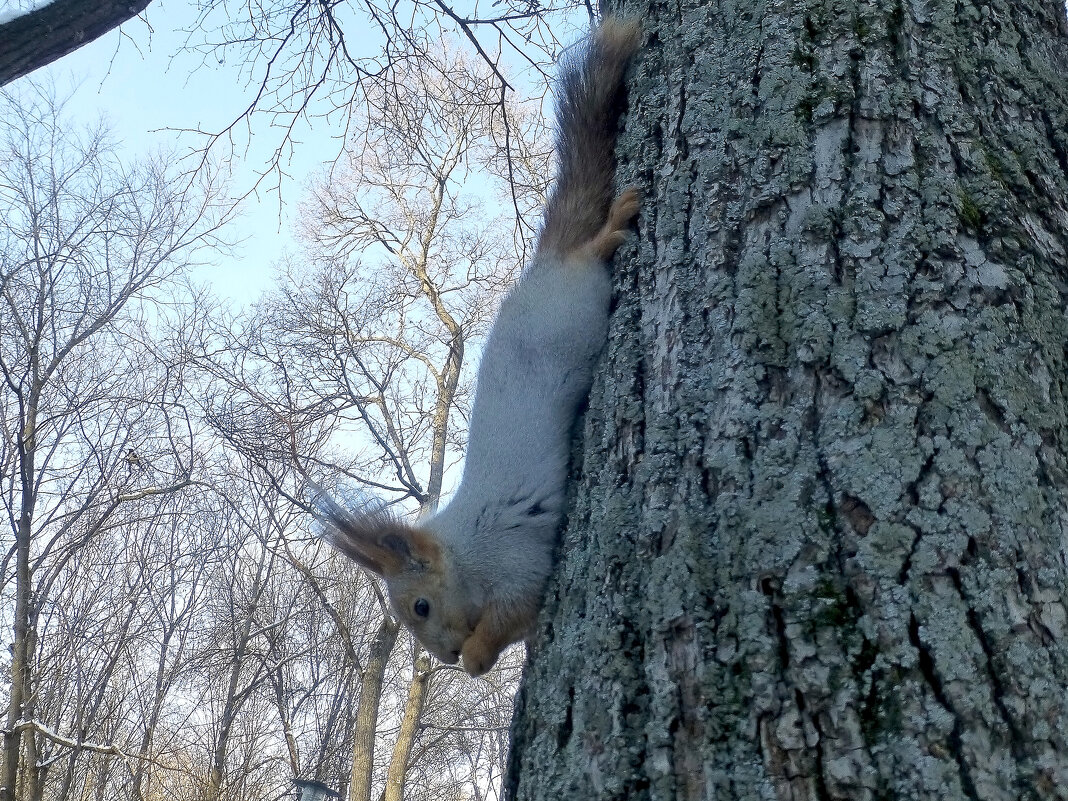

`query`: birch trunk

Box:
[381,650,431,801]
[347,616,399,801]
[507,2,1068,799]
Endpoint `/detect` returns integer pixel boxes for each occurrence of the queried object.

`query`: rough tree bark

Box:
[507,2,1068,800]
[0,0,152,87]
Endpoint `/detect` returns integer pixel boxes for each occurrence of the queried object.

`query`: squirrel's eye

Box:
[413,598,430,618]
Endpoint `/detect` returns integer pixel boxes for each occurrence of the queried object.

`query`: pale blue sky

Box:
[8,0,359,303]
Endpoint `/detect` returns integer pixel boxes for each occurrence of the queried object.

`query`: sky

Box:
[3,0,358,304]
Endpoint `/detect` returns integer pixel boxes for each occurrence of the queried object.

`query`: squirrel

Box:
[314,17,640,676]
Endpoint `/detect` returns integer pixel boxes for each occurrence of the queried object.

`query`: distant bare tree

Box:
[125,497,227,801]
[0,84,229,801]
[30,488,229,801]
[188,46,541,801]
[275,47,544,498]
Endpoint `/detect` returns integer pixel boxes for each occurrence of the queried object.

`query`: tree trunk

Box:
[507,2,1068,800]
[132,627,180,801]
[347,616,399,801]
[381,650,431,801]
[205,545,276,801]
[3,404,39,801]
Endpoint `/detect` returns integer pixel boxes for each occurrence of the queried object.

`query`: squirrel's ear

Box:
[331,520,419,577]
[313,492,440,577]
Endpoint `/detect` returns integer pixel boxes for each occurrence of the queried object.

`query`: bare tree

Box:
[261,546,382,793]
[182,467,306,801]
[125,497,227,801]
[283,49,538,801]
[283,47,542,507]
[177,0,578,194]
[28,486,230,801]
[0,84,229,801]
[184,45,542,801]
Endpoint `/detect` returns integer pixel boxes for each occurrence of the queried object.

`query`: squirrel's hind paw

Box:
[584,187,640,261]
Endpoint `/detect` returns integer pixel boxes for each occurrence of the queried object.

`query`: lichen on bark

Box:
[506,1,1068,800]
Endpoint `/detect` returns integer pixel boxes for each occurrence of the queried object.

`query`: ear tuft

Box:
[312,486,427,577]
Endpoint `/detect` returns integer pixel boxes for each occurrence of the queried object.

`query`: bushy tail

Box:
[537,17,640,260]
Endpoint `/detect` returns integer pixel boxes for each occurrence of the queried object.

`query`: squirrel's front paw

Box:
[461,636,500,677]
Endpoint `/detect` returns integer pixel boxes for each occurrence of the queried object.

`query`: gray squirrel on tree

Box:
[314,17,641,676]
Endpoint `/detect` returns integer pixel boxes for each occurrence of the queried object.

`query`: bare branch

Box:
[0,0,153,87]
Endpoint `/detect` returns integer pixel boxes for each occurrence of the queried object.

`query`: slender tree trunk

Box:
[131,628,178,801]
[206,644,247,800]
[425,333,464,514]
[347,616,399,801]
[2,518,32,801]
[381,650,431,801]
[271,665,302,779]
[205,545,275,801]
[507,2,1068,800]
[3,402,39,801]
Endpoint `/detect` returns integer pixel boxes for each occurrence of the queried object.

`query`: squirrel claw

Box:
[584,186,640,261]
